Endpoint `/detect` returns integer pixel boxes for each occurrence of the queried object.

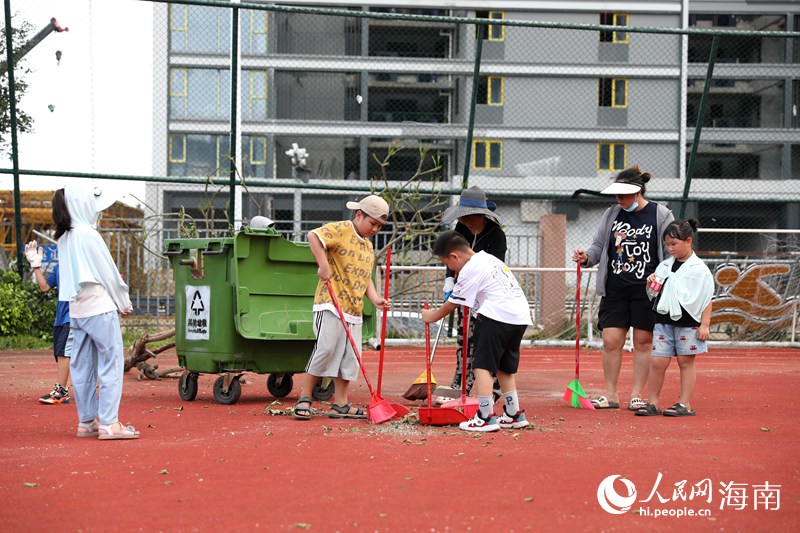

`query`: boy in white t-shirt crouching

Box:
[421,230,533,432]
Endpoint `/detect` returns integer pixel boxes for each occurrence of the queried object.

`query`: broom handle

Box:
[462,307,470,399]
[424,302,432,409]
[575,261,581,381]
[326,281,376,395]
[377,247,391,395]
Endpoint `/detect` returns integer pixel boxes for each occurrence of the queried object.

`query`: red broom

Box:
[563,262,595,409]
[326,281,396,424]
[376,248,410,417]
[441,307,480,417]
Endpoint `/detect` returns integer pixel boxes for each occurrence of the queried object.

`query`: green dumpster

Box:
[164,227,376,404]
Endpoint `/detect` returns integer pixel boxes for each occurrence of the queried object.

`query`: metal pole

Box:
[460,23,484,190]
[681,35,718,219]
[228,5,239,229]
[4,0,24,275]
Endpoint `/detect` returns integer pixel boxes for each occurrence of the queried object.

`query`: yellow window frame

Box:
[169,4,187,31]
[250,136,267,165]
[613,13,629,44]
[488,11,505,41]
[248,70,268,116]
[247,10,268,51]
[612,78,628,108]
[597,142,627,171]
[169,134,186,164]
[488,76,504,106]
[169,68,187,97]
[472,139,503,170]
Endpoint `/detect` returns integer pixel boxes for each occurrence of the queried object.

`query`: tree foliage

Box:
[0,17,35,153]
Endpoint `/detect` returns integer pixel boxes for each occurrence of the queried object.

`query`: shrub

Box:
[0,269,56,339]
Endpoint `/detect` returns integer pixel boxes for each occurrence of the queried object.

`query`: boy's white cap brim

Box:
[600,182,641,195]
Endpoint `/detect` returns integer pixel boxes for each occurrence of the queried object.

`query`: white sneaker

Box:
[459,412,500,432]
[497,409,529,429]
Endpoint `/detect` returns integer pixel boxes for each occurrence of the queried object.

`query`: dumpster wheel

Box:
[312,377,335,401]
[266,373,293,398]
[178,372,199,401]
[213,375,242,405]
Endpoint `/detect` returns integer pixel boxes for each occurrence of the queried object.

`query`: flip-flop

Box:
[628,397,647,411]
[590,396,620,409]
[328,403,367,419]
[663,403,696,417]
[98,422,140,440]
[634,403,662,417]
[292,397,313,420]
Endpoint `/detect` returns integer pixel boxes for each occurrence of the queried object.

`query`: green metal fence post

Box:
[4,0,24,276]
[461,24,484,191]
[681,35,718,219]
[229,4,239,230]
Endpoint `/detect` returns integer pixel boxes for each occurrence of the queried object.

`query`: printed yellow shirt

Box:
[309,220,374,324]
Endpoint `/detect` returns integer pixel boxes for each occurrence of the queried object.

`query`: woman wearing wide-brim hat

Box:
[572,166,674,412]
[434,186,506,404]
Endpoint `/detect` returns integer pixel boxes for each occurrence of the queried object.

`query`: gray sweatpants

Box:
[69,311,124,425]
[306,310,361,381]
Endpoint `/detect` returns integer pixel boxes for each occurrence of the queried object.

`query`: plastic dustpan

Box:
[417,303,469,426]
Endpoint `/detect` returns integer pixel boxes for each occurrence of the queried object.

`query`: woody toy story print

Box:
[605,201,660,293]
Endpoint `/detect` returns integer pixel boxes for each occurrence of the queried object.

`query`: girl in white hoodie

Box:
[54,185,139,439]
[636,219,714,417]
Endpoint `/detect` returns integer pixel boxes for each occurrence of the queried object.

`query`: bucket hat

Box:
[442,186,500,224]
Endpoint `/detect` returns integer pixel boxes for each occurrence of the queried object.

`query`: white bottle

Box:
[646,275,665,300]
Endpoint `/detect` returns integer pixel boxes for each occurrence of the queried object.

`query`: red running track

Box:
[0,346,798,532]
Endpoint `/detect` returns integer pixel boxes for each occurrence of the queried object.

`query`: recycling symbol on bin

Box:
[190,290,205,316]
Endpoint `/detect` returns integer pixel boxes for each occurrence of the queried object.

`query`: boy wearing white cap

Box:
[293,195,392,420]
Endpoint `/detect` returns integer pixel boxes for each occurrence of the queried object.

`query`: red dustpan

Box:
[326,281,396,424]
[418,302,468,426]
[376,248,410,418]
[441,308,480,417]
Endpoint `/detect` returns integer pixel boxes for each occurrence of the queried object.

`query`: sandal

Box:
[590,396,620,409]
[76,420,99,438]
[292,397,313,420]
[628,397,646,411]
[98,422,140,440]
[663,403,696,417]
[328,403,366,419]
[634,403,662,417]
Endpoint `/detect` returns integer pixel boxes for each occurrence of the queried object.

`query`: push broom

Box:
[563,262,595,409]
[326,281,396,424]
[375,248,410,417]
[403,316,443,401]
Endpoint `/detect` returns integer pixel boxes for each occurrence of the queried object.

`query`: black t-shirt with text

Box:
[606,201,660,294]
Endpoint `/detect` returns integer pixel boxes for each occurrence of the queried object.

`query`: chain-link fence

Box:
[2,1,800,343]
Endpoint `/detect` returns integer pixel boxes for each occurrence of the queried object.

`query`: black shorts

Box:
[472,314,527,375]
[598,288,655,332]
[53,324,71,362]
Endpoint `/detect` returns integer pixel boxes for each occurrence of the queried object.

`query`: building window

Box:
[243,135,268,178]
[241,9,268,55]
[169,134,186,163]
[598,78,628,108]
[476,11,505,41]
[168,134,230,177]
[169,68,231,120]
[478,76,504,105]
[597,143,627,171]
[600,13,629,44]
[473,140,502,170]
[243,70,268,121]
[169,4,231,54]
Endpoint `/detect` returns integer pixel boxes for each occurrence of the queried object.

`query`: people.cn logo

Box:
[597,475,638,514]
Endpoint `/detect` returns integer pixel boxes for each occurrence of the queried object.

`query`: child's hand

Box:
[646,272,656,284]
[421,309,436,323]
[24,241,43,268]
[317,264,331,281]
[373,297,391,309]
[697,325,710,341]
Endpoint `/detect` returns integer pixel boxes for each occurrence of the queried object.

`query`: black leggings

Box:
[450,306,501,399]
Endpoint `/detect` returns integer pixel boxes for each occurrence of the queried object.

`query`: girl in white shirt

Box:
[636,219,714,417]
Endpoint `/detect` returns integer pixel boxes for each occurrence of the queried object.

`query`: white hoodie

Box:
[57,185,131,314]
